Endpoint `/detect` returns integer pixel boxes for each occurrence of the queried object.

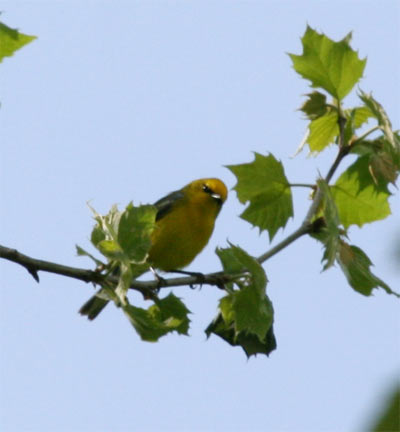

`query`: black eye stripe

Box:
[202,184,213,194]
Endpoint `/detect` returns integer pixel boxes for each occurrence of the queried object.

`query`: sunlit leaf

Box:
[352,106,374,129]
[307,111,339,154]
[227,153,293,241]
[343,106,374,146]
[332,156,391,227]
[97,240,124,260]
[118,202,156,263]
[289,26,366,100]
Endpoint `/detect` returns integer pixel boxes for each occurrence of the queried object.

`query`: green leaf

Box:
[358,90,399,150]
[215,244,271,335]
[215,246,246,291]
[232,286,274,340]
[208,245,276,357]
[118,202,156,263]
[316,180,341,270]
[331,156,391,228]
[0,22,37,62]
[149,293,191,336]
[337,242,399,297]
[123,293,191,341]
[84,202,156,312]
[97,240,124,260]
[299,91,328,120]
[307,111,339,154]
[216,246,245,275]
[89,202,156,266]
[216,244,267,293]
[343,106,374,147]
[90,224,106,248]
[89,203,121,245]
[102,205,121,241]
[227,153,293,240]
[205,312,276,358]
[123,305,169,342]
[351,106,374,129]
[289,26,366,100]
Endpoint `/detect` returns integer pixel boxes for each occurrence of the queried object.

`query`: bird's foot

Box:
[169,269,206,289]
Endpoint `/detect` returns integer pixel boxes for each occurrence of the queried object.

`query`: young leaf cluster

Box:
[77,203,191,341]
[286,28,399,297]
[221,26,399,350]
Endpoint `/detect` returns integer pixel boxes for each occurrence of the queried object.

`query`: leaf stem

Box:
[288,183,315,189]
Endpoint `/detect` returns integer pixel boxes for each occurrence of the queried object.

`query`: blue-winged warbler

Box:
[79,178,228,319]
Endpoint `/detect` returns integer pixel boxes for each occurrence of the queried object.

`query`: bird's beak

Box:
[211,193,223,205]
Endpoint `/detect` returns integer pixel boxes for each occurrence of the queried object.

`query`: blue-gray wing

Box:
[153,190,185,221]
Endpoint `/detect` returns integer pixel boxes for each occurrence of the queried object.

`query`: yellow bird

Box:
[79,178,228,319]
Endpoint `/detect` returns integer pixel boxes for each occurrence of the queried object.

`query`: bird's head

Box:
[186,178,228,210]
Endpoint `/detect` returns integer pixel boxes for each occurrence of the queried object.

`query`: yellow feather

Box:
[149,178,227,270]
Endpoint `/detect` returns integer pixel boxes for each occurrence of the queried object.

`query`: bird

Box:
[79,178,228,320]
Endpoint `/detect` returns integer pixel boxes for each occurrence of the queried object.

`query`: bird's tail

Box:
[79,289,109,320]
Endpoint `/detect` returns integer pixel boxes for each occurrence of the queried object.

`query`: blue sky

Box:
[1,2,399,431]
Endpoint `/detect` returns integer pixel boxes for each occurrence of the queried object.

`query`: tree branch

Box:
[0,244,232,294]
[0,245,101,284]
[0,113,350,294]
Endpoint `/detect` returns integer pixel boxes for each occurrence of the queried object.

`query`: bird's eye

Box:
[202,184,213,194]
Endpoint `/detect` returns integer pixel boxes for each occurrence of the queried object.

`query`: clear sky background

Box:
[1,2,399,431]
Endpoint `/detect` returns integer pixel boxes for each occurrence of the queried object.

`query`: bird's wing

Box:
[153,190,185,221]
